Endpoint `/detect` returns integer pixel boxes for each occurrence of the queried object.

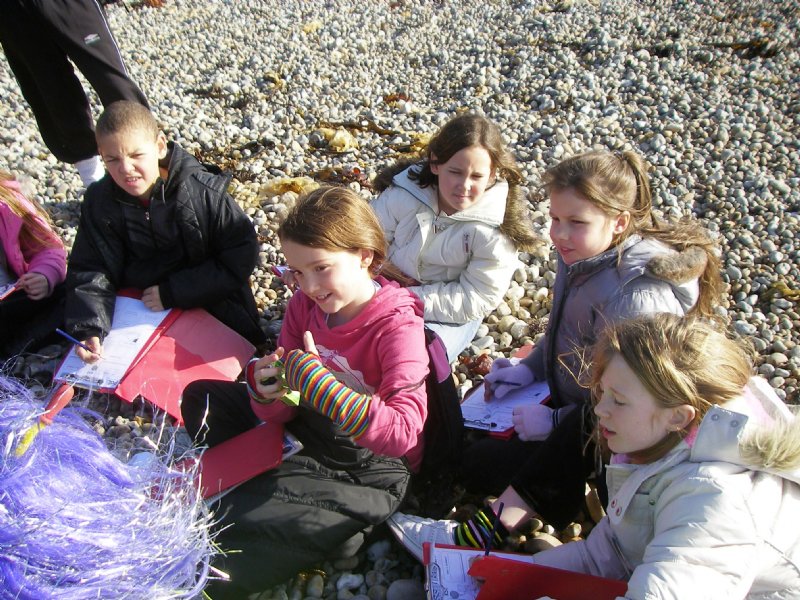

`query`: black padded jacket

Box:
[65,142,266,346]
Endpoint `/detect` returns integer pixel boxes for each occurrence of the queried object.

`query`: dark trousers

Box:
[0,0,148,163]
[460,402,607,530]
[181,380,411,598]
[0,283,65,358]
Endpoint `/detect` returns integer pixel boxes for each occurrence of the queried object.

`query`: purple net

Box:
[0,376,215,599]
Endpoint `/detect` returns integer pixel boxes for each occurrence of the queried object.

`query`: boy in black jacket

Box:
[65,100,266,361]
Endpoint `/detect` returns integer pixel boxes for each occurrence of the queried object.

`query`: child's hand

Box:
[142,285,164,311]
[18,272,49,300]
[273,265,298,292]
[484,361,533,400]
[245,347,287,403]
[303,331,318,355]
[76,336,103,364]
[511,404,555,441]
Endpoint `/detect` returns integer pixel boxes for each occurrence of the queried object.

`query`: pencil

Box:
[484,501,505,556]
[55,328,96,355]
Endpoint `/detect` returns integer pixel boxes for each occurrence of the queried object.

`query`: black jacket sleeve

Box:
[64,181,125,341]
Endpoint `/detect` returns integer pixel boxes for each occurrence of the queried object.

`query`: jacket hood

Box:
[690,377,800,483]
[0,178,21,193]
[607,377,800,525]
[391,165,509,226]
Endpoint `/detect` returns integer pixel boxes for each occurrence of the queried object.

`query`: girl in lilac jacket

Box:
[0,171,66,357]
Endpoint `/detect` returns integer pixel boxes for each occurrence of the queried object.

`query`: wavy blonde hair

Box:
[587,313,753,463]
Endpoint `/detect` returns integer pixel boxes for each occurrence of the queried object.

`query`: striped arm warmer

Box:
[283,349,371,439]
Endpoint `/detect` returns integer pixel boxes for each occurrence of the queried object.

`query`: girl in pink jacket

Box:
[181,186,430,597]
[0,170,66,357]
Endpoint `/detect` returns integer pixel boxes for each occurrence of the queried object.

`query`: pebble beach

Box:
[2,0,799,598]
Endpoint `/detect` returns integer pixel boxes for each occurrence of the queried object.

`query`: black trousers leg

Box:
[207,454,410,597]
[180,379,260,447]
[0,0,147,163]
[461,404,605,530]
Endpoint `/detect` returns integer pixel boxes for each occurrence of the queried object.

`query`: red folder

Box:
[115,307,254,423]
[469,555,627,600]
[176,421,283,499]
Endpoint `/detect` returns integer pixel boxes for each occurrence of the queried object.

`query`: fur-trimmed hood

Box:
[692,377,800,483]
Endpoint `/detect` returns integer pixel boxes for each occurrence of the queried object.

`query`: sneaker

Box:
[386,512,458,561]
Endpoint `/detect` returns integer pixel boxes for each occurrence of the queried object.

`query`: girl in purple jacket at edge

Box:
[0,170,66,358]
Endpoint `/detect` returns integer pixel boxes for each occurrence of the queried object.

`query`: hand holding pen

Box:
[55,328,102,363]
[483,358,534,400]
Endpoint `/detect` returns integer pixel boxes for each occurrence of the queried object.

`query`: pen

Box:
[55,328,97,355]
[484,501,505,556]
[492,380,523,387]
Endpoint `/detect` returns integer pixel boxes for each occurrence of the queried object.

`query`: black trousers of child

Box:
[0,283,65,359]
[0,0,148,164]
[181,380,411,598]
[460,402,607,531]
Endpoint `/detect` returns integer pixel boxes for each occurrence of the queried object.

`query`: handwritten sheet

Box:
[54,297,171,390]
[461,380,550,433]
[426,544,534,600]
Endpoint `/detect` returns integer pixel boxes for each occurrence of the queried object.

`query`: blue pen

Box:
[484,501,505,556]
[55,328,97,355]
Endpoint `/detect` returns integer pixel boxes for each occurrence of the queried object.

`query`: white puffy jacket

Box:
[534,377,800,600]
[372,166,519,324]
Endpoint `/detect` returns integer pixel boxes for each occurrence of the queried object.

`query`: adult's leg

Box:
[207,454,410,597]
[181,379,260,447]
[42,0,149,109]
[0,1,97,163]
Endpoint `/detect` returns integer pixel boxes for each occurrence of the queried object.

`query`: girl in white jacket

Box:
[391,313,800,598]
[372,113,539,362]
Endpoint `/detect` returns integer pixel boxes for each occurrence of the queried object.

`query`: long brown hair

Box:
[543,151,724,317]
[0,170,61,253]
[278,186,414,286]
[375,113,540,251]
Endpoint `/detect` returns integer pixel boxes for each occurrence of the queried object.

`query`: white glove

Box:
[511,404,555,441]
[484,360,534,399]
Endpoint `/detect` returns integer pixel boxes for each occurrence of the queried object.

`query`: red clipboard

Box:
[176,421,283,499]
[115,307,254,423]
[469,555,627,600]
[56,291,254,423]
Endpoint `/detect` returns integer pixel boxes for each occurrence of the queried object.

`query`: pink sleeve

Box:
[25,243,67,289]
[357,311,429,468]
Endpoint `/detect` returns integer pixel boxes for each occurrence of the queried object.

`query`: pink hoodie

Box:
[252,276,430,471]
[0,179,66,291]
